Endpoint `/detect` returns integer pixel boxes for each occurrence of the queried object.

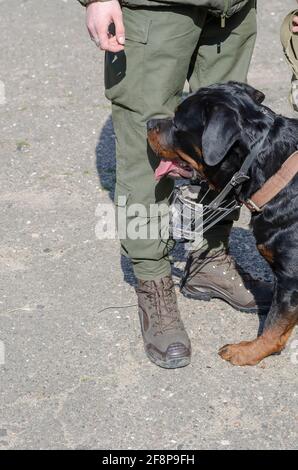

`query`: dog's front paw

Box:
[218,340,263,366]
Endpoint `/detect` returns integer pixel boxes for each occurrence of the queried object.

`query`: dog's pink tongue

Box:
[155,160,177,181]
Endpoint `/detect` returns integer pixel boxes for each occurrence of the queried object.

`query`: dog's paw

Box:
[218,341,262,366]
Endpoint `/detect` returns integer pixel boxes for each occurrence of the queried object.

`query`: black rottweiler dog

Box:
[147,81,298,366]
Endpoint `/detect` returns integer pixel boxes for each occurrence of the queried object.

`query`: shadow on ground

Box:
[96,115,116,200]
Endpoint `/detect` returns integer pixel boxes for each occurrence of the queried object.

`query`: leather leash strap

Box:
[245,150,298,212]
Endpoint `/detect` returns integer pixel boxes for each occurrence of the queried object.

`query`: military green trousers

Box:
[105,1,257,280]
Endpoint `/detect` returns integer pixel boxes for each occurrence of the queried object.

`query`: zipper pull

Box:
[221,13,226,28]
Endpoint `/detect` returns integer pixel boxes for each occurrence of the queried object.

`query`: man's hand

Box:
[86,0,125,52]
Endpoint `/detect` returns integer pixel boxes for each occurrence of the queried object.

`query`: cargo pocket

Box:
[140,202,171,242]
[104,8,151,114]
[128,200,171,242]
[114,180,131,208]
[114,180,131,241]
[115,179,171,242]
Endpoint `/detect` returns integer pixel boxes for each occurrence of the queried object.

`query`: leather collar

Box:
[244,150,298,212]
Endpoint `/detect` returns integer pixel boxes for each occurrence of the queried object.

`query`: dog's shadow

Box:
[229,227,273,332]
[95,116,274,328]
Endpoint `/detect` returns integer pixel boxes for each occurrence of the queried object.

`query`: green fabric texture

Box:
[104,2,256,280]
[78,0,251,19]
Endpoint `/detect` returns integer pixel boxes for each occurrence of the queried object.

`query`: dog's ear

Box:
[235,82,265,104]
[244,84,265,104]
[252,88,265,104]
[202,105,242,166]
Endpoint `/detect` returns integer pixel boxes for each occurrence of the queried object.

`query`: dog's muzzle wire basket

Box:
[168,131,274,246]
[169,182,241,243]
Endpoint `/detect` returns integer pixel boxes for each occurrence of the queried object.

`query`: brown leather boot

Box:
[181,250,273,314]
[136,275,191,369]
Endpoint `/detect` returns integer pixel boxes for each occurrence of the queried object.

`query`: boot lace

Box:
[139,279,183,335]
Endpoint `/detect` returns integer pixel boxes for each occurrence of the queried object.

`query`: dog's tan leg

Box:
[218,277,298,366]
[218,319,296,366]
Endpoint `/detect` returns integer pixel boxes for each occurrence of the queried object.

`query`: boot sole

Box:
[181,284,269,315]
[145,350,191,369]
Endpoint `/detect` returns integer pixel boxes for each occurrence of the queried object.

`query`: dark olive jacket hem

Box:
[78,0,251,18]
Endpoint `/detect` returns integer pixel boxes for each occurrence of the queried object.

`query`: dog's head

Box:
[148,81,267,187]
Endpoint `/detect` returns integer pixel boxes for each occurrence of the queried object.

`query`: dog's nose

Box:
[147,119,160,132]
